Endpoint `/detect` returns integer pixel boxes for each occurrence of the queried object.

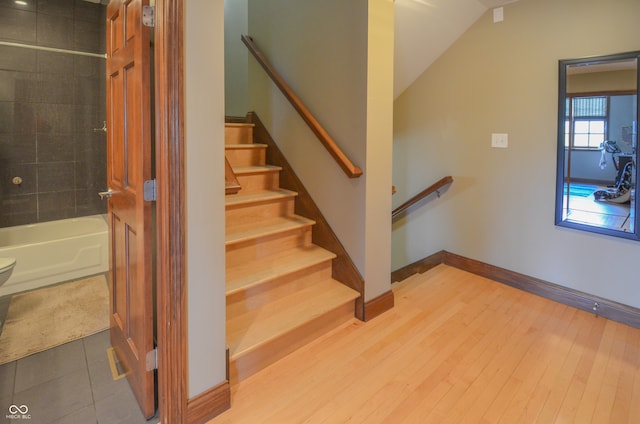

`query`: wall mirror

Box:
[556,51,639,240]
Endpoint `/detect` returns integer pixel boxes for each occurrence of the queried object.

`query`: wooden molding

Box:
[186,381,231,424]
[392,251,640,329]
[363,290,395,321]
[240,36,362,179]
[243,112,366,320]
[390,250,446,283]
[154,0,191,422]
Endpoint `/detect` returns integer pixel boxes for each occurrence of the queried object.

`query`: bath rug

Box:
[0,275,109,365]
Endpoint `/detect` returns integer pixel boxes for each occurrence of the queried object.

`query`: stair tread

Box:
[226,245,336,295]
[226,214,315,245]
[225,189,297,208]
[225,123,255,128]
[225,143,268,149]
[232,165,282,175]
[227,279,359,358]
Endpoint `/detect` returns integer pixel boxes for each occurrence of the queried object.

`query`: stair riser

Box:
[235,171,280,194]
[226,226,313,267]
[226,197,295,226]
[227,260,334,316]
[229,301,355,384]
[225,147,266,168]
[225,125,254,144]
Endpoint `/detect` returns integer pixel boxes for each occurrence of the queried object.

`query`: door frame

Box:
[154,0,188,421]
[155,2,230,422]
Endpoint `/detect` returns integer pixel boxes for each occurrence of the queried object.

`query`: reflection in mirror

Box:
[556,52,639,240]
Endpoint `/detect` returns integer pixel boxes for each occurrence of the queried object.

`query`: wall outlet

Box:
[491,133,508,148]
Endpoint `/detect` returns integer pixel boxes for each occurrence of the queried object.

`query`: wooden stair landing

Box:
[225,122,359,383]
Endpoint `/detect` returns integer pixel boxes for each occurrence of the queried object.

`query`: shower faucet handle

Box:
[98,189,113,200]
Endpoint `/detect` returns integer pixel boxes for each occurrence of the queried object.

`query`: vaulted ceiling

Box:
[394,0,521,97]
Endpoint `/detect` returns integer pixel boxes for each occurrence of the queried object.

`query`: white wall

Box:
[393,0,640,308]
[246,0,393,302]
[185,0,227,397]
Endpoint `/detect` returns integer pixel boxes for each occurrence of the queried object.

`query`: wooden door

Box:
[106,0,155,418]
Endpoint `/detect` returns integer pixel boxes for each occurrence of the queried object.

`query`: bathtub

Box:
[0,214,109,297]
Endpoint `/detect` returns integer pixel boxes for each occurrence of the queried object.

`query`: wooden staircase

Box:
[225,122,360,383]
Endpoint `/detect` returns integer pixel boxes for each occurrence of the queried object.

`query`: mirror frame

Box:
[555,51,640,240]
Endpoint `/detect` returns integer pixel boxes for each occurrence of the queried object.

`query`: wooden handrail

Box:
[392,176,453,219]
[241,35,363,178]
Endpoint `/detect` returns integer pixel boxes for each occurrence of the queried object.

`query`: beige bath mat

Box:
[0,275,109,365]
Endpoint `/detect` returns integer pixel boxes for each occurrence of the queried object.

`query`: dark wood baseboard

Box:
[363,290,395,321]
[186,381,231,424]
[392,250,640,329]
[390,250,446,283]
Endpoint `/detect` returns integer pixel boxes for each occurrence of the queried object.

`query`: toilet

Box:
[0,257,16,287]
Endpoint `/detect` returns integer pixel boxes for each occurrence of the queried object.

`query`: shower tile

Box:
[0,134,37,164]
[36,50,74,75]
[76,189,106,217]
[12,103,38,135]
[0,0,35,11]
[73,18,104,54]
[0,7,36,43]
[35,103,73,134]
[14,339,86,393]
[0,102,13,134]
[37,162,75,191]
[0,196,37,228]
[73,75,102,105]
[38,190,75,221]
[38,76,75,104]
[36,13,74,50]
[37,133,74,162]
[0,45,37,73]
[0,163,37,195]
[0,72,36,106]
[36,0,74,18]
[13,74,39,103]
[13,368,93,423]
[74,0,103,22]
[73,55,103,78]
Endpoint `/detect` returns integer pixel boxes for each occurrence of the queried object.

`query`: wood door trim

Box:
[155,0,188,422]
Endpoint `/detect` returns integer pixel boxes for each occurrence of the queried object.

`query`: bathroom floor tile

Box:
[12,368,93,423]
[14,339,86,392]
[1,332,152,423]
[0,360,15,399]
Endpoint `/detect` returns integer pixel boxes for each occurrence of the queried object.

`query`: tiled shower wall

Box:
[0,0,106,227]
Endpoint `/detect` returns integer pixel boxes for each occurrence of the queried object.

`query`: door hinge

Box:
[146,348,158,371]
[142,5,155,27]
[143,179,156,202]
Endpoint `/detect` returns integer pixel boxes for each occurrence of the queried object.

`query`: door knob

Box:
[98,189,113,200]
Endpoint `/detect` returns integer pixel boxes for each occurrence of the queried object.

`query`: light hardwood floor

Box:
[208,264,640,423]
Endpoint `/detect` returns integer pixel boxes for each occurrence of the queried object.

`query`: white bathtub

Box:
[0,214,109,297]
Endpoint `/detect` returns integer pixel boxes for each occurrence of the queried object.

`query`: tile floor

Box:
[0,330,158,424]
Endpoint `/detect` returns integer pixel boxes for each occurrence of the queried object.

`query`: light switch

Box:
[493,7,504,23]
[491,133,508,148]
